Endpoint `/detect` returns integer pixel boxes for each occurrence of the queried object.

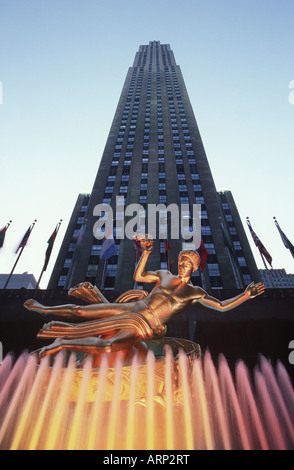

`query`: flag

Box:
[246,218,272,267]
[219,219,237,260]
[76,221,86,247]
[164,239,174,270]
[0,220,12,248]
[0,226,8,248]
[100,226,116,259]
[198,240,208,272]
[15,223,35,253]
[274,218,294,259]
[43,222,62,271]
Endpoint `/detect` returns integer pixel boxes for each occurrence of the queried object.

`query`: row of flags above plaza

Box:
[0,216,293,286]
[0,219,63,289]
[245,217,294,268]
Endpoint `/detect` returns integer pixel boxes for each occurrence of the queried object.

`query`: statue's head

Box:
[178,250,201,275]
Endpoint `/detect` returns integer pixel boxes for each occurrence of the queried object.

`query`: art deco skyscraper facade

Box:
[48,41,259,292]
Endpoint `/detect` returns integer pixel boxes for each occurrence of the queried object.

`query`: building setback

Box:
[48,41,260,292]
[259,269,294,289]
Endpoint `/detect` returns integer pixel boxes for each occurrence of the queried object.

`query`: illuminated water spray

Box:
[0,348,293,450]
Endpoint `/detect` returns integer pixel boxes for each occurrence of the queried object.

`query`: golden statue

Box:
[24,235,265,359]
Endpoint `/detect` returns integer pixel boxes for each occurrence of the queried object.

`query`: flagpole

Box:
[200,271,205,289]
[36,267,45,290]
[219,217,243,288]
[273,216,294,259]
[166,219,170,271]
[4,220,37,289]
[249,220,268,269]
[65,219,87,289]
[101,259,107,289]
[260,252,268,270]
[3,247,25,289]
[246,217,272,269]
[134,250,138,290]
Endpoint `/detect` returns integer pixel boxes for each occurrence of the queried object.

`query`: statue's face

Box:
[178,257,193,278]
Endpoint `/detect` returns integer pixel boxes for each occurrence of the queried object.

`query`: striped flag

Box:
[274,218,294,259]
[0,221,12,248]
[76,221,86,247]
[100,226,116,259]
[15,222,36,253]
[246,218,272,267]
[43,221,62,271]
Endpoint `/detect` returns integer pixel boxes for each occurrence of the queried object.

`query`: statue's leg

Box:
[24,299,81,319]
[37,336,108,358]
[38,327,141,359]
[24,299,130,320]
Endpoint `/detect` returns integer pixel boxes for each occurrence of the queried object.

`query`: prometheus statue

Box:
[24,234,265,358]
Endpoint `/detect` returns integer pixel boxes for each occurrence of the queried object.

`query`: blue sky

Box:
[0,0,293,288]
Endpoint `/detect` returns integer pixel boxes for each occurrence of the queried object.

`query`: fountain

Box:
[1,237,293,450]
[0,347,293,450]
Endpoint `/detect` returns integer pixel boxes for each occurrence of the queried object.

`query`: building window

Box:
[233,241,242,250]
[243,274,252,284]
[196,197,205,204]
[238,257,247,267]
[202,226,212,235]
[207,264,220,275]
[63,259,72,268]
[205,243,216,254]
[58,276,67,287]
[119,186,128,194]
[180,197,189,204]
[106,264,117,276]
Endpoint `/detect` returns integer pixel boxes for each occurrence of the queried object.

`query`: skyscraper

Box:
[48,41,259,292]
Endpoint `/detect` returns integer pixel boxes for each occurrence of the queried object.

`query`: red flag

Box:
[164,239,174,270]
[199,240,208,272]
[43,222,62,271]
[16,223,35,253]
[246,218,272,267]
[0,220,12,248]
[0,226,8,248]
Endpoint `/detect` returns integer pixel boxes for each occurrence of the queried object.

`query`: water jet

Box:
[0,344,293,450]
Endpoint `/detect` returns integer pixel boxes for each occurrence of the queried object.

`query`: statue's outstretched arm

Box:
[198,282,265,312]
[133,237,159,284]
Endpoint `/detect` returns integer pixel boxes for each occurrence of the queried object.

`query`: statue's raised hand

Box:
[245,282,265,298]
[134,233,153,251]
